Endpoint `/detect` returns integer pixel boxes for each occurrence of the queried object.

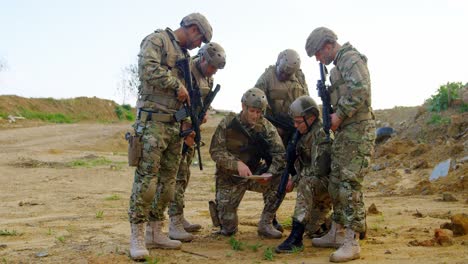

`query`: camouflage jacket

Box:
[136,28,189,113]
[190,56,214,101]
[255,65,309,120]
[209,112,286,177]
[330,42,373,125]
[294,119,331,184]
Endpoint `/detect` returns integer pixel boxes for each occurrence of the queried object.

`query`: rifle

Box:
[174,57,203,170]
[228,117,272,173]
[317,63,333,141]
[272,130,301,210]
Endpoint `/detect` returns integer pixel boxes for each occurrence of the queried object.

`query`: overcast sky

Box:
[1,0,467,111]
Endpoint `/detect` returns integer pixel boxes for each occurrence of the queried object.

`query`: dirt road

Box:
[0,122,467,263]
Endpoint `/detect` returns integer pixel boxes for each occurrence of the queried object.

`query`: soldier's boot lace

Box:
[146,221,182,249]
[182,214,202,232]
[312,221,345,248]
[130,223,149,260]
[275,219,305,253]
[329,228,361,262]
[169,215,194,242]
[257,212,282,239]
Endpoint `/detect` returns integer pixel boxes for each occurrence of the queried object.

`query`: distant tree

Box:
[116,63,139,105]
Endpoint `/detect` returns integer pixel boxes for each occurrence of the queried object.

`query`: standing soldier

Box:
[127,13,212,260]
[305,27,376,262]
[275,96,332,253]
[209,88,286,238]
[168,42,226,242]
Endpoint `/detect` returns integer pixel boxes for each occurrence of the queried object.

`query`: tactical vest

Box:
[137,29,188,113]
[225,116,265,172]
[329,49,373,127]
[263,66,308,117]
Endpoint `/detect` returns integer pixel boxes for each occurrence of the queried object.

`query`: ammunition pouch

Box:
[125,132,142,167]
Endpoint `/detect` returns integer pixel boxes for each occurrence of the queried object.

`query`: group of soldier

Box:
[127,12,375,263]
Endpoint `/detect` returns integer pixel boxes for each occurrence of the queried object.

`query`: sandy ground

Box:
[0,120,467,264]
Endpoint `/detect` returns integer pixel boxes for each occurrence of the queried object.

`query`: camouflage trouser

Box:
[215,173,281,234]
[329,120,375,233]
[293,174,332,234]
[168,146,195,217]
[128,120,183,224]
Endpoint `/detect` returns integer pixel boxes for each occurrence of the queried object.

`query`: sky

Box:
[1,0,467,112]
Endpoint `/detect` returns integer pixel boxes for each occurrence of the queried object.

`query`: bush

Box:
[426,82,467,112]
[114,105,135,121]
[19,108,73,123]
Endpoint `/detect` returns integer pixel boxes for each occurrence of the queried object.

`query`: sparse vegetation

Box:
[0,229,20,236]
[280,217,293,229]
[95,210,104,219]
[56,236,65,243]
[247,242,263,252]
[68,156,113,168]
[427,113,451,125]
[426,82,467,113]
[228,236,244,251]
[263,247,274,261]
[115,104,135,121]
[19,108,74,123]
[144,256,159,264]
[105,194,121,201]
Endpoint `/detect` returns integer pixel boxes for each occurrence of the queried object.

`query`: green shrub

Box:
[427,114,451,125]
[114,105,135,121]
[426,82,467,112]
[19,108,73,123]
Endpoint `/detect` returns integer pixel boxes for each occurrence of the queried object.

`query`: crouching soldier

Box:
[209,88,286,238]
[276,96,332,253]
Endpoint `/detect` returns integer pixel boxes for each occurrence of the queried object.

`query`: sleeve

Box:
[335,54,371,120]
[264,121,286,176]
[296,69,310,96]
[209,116,239,171]
[138,34,181,92]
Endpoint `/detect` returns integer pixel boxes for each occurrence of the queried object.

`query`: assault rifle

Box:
[317,63,333,141]
[174,57,203,170]
[272,130,301,210]
[228,117,272,173]
[264,114,295,144]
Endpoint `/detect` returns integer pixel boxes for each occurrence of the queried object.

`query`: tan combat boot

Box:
[257,212,282,239]
[329,228,361,262]
[169,215,194,242]
[146,221,182,249]
[312,221,345,248]
[130,223,149,260]
[182,214,202,232]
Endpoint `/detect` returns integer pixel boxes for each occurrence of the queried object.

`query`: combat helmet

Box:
[305,27,337,57]
[241,88,268,111]
[199,42,226,69]
[276,49,301,76]
[180,13,213,43]
[289,95,319,117]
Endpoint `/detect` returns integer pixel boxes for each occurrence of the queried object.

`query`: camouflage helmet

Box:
[289,95,319,117]
[180,13,213,43]
[276,49,301,75]
[198,42,226,69]
[305,27,337,57]
[241,88,268,111]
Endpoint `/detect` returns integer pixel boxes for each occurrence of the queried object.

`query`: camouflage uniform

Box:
[128,28,189,224]
[255,66,309,146]
[209,113,286,234]
[328,42,376,233]
[168,57,213,217]
[293,119,332,232]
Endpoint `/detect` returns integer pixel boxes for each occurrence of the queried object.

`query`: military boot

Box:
[146,221,182,249]
[272,215,284,233]
[182,214,202,232]
[275,219,305,253]
[258,212,283,239]
[312,221,345,248]
[169,215,194,242]
[329,228,361,262]
[129,223,149,260]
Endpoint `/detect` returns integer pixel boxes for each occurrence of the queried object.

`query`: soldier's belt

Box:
[138,109,175,123]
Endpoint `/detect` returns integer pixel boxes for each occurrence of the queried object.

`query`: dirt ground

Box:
[1,113,467,264]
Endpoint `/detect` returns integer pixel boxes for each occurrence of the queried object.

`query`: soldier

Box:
[255,49,309,146]
[209,88,286,238]
[305,27,376,262]
[167,42,226,242]
[127,13,212,260]
[275,96,332,253]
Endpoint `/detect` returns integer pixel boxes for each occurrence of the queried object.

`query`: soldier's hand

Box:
[256,172,272,185]
[330,113,342,131]
[286,179,294,192]
[184,131,196,147]
[237,161,252,177]
[177,85,191,105]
